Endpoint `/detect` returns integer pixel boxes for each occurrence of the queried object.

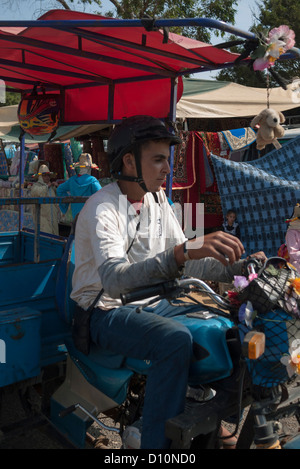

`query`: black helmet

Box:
[107,115,182,174]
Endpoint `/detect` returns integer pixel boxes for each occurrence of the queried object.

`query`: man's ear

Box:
[122,152,136,171]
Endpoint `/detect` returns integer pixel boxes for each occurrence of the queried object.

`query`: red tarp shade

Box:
[0,9,240,124]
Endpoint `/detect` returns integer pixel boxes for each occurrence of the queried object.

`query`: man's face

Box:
[139,140,171,193]
[227,213,236,225]
[42,173,51,184]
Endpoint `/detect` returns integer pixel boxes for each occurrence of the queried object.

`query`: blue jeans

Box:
[90,299,201,449]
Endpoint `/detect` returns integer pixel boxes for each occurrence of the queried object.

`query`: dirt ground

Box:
[0,289,298,450]
[0,372,298,450]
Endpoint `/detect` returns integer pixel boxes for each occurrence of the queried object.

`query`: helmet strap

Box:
[132,144,149,193]
[112,143,149,193]
[112,173,144,184]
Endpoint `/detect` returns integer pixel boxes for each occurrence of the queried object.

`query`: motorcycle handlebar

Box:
[120,280,181,305]
[120,277,230,310]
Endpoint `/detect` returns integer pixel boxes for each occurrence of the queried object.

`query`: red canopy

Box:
[0,10,242,124]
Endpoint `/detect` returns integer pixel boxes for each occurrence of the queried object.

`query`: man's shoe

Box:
[186,385,216,402]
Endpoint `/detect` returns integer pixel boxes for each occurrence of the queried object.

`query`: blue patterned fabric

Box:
[211,136,300,258]
[221,127,256,151]
[0,210,34,232]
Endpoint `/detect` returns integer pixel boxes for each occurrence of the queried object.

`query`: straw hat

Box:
[73,153,99,169]
[33,164,56,179]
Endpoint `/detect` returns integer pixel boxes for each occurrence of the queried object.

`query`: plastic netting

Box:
[239,309,300,387]
[237,258,300,387]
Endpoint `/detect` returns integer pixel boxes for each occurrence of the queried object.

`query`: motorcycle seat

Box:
[65,335,133,404]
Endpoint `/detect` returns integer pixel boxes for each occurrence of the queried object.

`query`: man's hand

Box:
[247,251,267,263]
[187,231,245,266]
[175,231,245,267]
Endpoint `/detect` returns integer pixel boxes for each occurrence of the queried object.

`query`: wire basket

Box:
[238,257,291,314]
[237,257,300,388]
[239,309,300,387]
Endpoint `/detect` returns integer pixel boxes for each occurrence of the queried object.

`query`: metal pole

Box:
[0,18,257,40]
[166,77,178,199]
[18,134,25,231]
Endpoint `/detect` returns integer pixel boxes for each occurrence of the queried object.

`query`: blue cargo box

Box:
[0,307,41,387]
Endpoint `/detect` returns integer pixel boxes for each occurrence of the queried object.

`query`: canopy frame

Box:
[0,12,298,250]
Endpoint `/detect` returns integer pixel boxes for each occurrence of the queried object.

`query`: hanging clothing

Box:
[285,205,300,273]
[286,230,300,274]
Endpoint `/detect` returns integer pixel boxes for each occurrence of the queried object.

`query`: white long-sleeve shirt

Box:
[71,181,244,310]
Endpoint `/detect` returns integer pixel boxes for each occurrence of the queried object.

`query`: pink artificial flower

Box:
[248,273,258,282]
[253,57,274,71]
[253,25,295,71]
[268,25,296,51]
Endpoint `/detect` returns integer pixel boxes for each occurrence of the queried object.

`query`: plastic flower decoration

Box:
[227,290,241,309]
[280,340,300,378]
[227,275,258,313]
[238,300,256,328]
[226,276,258,326]
[233,276,249,291]
[253,25,296,71]
[284,276,300,317]
[248,273,258,282]
[226,276,249,309]
[290,277,300,295]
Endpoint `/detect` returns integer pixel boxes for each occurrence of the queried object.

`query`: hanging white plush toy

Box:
[250,107,285,150]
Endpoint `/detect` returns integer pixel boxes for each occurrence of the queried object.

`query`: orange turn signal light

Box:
[242,331,265,360]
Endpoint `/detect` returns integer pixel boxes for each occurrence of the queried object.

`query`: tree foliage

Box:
[102,0,239,43]
[5,0,299,86]
[6,0,239,43]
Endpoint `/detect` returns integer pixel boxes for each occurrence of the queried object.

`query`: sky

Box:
[0,0,259,79]
[1,0,259,29]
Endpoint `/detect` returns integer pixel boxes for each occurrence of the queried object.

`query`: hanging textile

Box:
[63,144,76,178]
[221,128,256,151]
[0,210,34,232]
[211,136,300,258]
[0,151,9,176]
[70,138,82,163]
[169,131,224,230]
[44,143,65,180]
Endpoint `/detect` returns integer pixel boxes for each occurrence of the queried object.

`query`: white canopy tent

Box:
[176,78,300,119]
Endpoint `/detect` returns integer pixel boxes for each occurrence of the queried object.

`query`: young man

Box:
[71,115,265,449]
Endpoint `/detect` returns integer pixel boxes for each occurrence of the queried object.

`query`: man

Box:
[57,153,101,220]
[71,115,264,449]
[30,164,59,235]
